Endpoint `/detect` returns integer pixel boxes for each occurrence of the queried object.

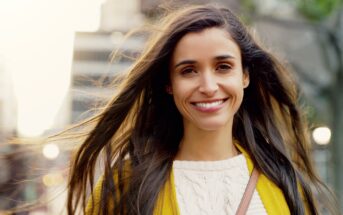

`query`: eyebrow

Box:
[174,55,235,69]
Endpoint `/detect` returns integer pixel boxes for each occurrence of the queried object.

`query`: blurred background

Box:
[0,0,342,214]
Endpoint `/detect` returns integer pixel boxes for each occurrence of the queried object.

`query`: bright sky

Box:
[0,0,104,137]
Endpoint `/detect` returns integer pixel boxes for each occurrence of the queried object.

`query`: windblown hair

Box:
[67,4,331,215]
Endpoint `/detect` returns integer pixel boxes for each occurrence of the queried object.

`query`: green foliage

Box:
[295,0,343,21]
[239,0,256,24]
[241,0,256,13]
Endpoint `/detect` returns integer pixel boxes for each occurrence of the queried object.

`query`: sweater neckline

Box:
[173,154,245,171]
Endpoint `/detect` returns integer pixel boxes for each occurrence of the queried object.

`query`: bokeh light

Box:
[312,126,332,145]
[42,143,60,160]
[42,172,64,187]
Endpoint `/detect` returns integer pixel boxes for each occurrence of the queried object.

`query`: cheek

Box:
[170,80,194,112]
[172,84,187,107]
[222,79,245,93]
[171,79,192,98]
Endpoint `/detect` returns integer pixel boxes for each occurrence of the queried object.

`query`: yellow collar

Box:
[154,143,291,215]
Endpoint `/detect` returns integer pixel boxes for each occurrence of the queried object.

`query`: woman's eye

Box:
[180,67,196,75]
[216,63,232,72]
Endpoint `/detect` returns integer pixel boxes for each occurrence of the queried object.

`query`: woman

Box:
[67,4,332,215]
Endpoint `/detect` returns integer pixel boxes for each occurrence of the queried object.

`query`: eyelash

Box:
[180,67,196,75]
[179,63,232,75]
[216,63,232,72]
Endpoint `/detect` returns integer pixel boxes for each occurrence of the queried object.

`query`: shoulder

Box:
[85,159,132,214]
[235,143,291,214]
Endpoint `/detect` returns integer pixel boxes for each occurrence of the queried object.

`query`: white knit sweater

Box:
[173,154,267,215]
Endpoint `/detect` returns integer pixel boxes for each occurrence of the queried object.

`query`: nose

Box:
[198,72,218,96]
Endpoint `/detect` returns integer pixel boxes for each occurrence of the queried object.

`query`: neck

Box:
[175,122,238,161]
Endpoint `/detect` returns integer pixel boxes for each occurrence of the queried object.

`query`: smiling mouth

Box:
[191,99,228,108]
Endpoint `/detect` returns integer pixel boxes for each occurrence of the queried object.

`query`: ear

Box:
[165,85,173,94]
[243,69,250,88]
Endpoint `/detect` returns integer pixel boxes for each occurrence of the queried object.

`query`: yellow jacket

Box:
[87,144,291,214]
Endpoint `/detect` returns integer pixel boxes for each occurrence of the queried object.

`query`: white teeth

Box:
[194,100,224,108]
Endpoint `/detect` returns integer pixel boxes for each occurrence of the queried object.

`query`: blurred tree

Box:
[242,0,343,211]
[287,1,343,211]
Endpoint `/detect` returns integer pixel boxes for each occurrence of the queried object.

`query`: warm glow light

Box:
[42,143,60,160]
[312,126,331,145]
[0,0,104,137]
[73,0,104,32]
[110,31,125,44]
[42,172,64,187]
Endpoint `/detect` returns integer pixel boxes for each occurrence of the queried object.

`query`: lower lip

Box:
[191,100,227,113]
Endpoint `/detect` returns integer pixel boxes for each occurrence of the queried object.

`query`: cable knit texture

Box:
[173,154,267,215]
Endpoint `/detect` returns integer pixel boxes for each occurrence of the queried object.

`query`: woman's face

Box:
[169,27,249,131]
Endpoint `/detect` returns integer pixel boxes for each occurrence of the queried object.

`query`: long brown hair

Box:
[67,4,334,215]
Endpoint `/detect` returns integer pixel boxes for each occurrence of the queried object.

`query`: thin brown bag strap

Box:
[235,168,260,215]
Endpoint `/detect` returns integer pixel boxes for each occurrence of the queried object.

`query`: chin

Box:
[196,121,229,131]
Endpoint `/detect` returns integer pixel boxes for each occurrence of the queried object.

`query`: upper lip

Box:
[190,98,228,104]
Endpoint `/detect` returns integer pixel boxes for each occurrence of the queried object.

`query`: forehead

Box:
[171,27,241,65]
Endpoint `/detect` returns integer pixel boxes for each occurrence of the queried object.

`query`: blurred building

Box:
[0,50,19,211]
[71,32,144,122]
[0,56,16,135]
